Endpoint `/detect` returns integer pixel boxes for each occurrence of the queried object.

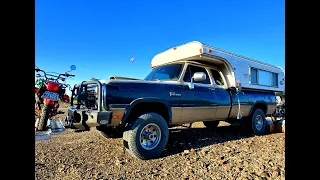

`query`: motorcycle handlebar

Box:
[42,79,68,87]
[36,68,75,81]
[57,73,75,79]
[35,68,48,79]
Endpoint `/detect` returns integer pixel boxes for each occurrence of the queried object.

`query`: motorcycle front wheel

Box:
[38,104,51,131]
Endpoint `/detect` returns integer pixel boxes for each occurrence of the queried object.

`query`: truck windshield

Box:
[144,64,183,81]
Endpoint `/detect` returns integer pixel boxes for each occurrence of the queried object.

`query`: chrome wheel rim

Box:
[255,115,264,130]
[139,123,161,150]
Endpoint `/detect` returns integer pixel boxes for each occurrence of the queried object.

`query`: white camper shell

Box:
[151,41,285,92]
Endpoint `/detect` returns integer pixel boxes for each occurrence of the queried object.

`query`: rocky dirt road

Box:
[35,104,285,180]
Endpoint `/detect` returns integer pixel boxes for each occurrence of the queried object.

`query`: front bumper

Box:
[67,107,113,130]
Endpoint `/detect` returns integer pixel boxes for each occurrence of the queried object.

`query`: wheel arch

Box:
[120,98,172,127]
[248,101,268,117]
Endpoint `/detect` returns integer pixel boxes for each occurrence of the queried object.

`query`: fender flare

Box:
[120,98,172,126]
[248,100,268,117]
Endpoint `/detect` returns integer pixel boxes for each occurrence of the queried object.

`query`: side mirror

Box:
[193,72,206,82]
[70,65,76,71]
[187,72,206,89]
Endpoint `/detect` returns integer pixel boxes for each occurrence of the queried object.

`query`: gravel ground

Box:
[35,103,285,180]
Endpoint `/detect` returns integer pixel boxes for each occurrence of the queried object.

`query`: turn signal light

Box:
[113,115,123,119]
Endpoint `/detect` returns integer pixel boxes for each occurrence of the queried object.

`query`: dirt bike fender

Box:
[43,99,55,105]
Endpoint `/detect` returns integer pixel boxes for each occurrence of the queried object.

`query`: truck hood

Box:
[109,76,140,80]
[99,79,180,85]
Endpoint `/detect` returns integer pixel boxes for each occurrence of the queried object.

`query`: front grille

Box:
[87,88,98,109]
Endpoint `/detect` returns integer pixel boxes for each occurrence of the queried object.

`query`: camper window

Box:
[250,67,278,87]
[210,69,224,86]
[251,68,258,84]
[183,65,211,84]
[272,73,278,87]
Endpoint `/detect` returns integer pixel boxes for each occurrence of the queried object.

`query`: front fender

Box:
[120,98,172,126]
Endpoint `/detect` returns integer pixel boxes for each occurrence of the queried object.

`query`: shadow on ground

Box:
[68,120,264,158]
[161,124,254,158]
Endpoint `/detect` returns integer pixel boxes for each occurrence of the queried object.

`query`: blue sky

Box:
[36,0,284,95]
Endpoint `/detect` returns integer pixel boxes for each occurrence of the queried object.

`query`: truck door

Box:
[180,64,217,123]
[209,68,232,120]
[169,84,183,124]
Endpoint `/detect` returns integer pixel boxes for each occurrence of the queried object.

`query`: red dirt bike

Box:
[35,65,76,131]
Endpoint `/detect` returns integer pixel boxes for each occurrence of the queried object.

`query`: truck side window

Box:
[210,69,224,86]
[183,65,211,84]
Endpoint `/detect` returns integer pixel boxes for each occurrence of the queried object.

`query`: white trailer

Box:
[151,41,285,92]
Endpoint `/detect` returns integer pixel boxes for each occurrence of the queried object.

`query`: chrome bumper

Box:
[66,107,113,130]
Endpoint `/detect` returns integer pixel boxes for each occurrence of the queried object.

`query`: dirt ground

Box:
[35,102,285,180]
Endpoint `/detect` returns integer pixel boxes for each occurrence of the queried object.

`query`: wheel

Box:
[203,120,220,128]
[38,104,51,131]
[246,108,267,136]
[97,126,123,138]
[123,112,169,160]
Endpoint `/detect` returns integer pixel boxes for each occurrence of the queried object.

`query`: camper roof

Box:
[151,41,283,71]
[150,41,285,92]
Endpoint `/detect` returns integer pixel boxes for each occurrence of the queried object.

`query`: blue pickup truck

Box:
[66,41,285,160]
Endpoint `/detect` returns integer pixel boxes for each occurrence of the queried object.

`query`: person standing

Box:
[35,74,44,109]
